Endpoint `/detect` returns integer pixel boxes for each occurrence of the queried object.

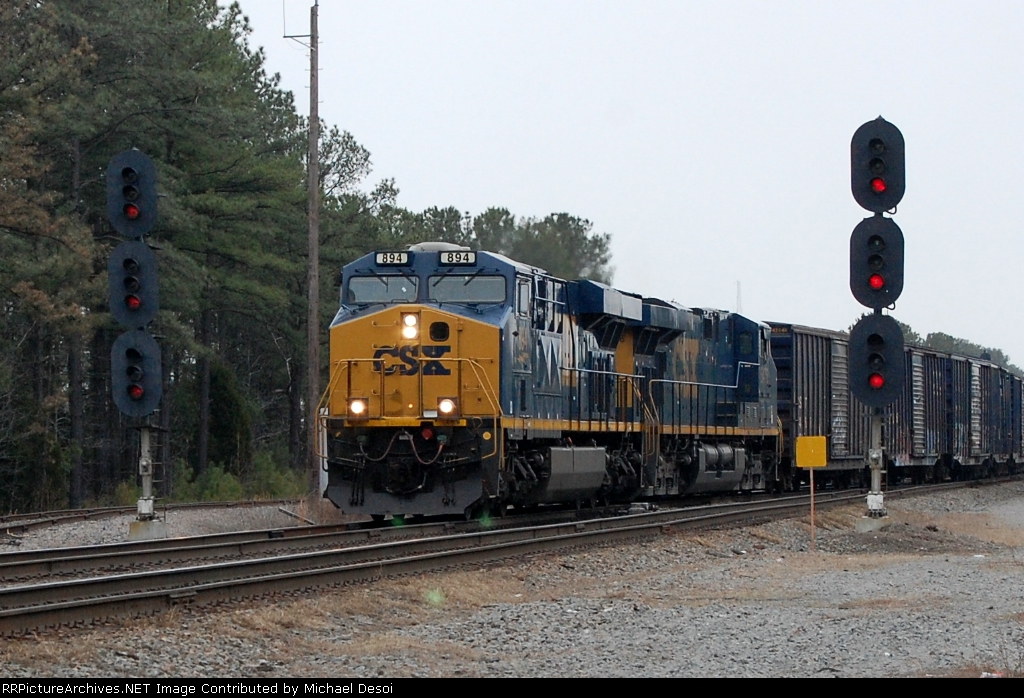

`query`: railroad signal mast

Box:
[106,149,164,539]
[849,117,906,518]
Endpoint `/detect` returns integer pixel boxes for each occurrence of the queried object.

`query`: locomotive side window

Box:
[517,279,531,315]
[532,278,566,332]
[738,331,754,357]
[427,275,506,304]
[346,275,418,304]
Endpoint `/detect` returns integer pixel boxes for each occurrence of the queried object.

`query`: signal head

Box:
[849,314,905,408]
[850,216,904,309]
[106,150,157,237]
[111,330,162,417]
[852,118,905,213]
[109,240,159,328]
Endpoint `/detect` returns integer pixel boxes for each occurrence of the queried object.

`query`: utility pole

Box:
[306,1,321,491]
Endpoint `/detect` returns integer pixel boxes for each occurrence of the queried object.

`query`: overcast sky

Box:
[235,0,1024,365]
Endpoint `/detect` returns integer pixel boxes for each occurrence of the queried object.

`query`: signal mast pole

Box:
[867,408,884,515]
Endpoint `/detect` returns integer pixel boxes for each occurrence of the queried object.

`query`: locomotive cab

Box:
[323,243,522,516]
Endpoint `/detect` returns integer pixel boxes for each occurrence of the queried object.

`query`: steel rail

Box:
[0,481,964,583]
[0,490,831,581]
[0,478,992,636]
[0,489,874,636]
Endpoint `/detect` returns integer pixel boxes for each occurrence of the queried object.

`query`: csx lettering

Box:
[373,345,451,376]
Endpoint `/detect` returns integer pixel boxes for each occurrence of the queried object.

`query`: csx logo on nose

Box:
[372,345,451,376]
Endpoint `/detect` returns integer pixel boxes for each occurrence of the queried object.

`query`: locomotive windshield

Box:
[427,275,506,304]
[346,275,418,304]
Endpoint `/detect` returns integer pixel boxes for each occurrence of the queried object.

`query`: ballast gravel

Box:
[3,483,1024,678]
[2,505,300,551]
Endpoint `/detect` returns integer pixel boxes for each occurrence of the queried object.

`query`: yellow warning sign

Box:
[796,436,828,468]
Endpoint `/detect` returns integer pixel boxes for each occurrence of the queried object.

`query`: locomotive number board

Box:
[375,251,410,266]
[439,251,476,265]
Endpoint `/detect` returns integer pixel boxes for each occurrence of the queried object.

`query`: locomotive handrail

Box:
[647,361,761,437]
[560,366,644,379]
[559,365,645,432]
[649,361,760,391]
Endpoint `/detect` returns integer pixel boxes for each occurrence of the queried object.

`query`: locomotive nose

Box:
[326,306,498,422]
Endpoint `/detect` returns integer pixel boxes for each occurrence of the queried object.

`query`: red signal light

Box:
[870,178,887,194]
[125,294,142,311]
[869,373,885,390]
[124,203,140,220]
[421,427,434,441]
[128,384,145,400]
[869,274,885,290]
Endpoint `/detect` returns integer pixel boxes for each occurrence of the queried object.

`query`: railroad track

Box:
[0,499,296,535]
[0,501,645,584]
[0,482,967,637]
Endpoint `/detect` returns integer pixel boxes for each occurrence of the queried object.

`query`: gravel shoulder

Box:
[3,483,1024,678]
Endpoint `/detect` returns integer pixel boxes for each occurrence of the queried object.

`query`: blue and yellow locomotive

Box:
[321,242,780,517]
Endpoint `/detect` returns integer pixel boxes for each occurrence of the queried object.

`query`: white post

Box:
[137,426,154,520]
[866,410,886,517]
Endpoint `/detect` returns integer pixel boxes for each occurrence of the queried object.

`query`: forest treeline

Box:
[895,323,1022,377]
[0,0,613,512]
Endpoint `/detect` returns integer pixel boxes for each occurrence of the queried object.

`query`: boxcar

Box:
[769,322,1022,485]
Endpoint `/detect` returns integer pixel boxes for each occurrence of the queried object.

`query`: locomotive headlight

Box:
[437,398,458,416]
[401,314,418,339]
[348,398,368,419]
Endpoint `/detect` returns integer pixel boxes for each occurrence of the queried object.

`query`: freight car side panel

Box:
[1015,376,1023,460]
[795,330,831,445]
[830,341,850,457]
[994,365,1015,456]
[970,363,984,458]
[769,324,857,469]
[887,350,914,465]
[910,352,927,455]
[920,350,948,459]
[949,356,971,462]
[1011,374,1019,456]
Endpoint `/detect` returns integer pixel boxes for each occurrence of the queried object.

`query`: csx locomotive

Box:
[320,243,1023,518]
[321,242,780,517]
